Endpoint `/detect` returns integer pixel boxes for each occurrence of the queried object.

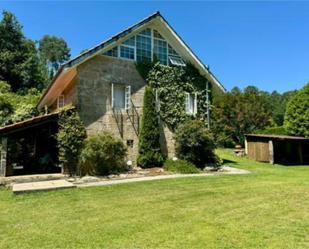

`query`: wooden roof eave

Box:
[0,112,59,137]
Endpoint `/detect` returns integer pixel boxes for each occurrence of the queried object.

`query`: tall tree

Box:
[39,35,70,77]
[212,87,271,146]
[137,86,164,168]
[0,11,47,91]
[284,83,309,138]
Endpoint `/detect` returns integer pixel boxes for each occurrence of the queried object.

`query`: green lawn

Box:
[0,149,308,249]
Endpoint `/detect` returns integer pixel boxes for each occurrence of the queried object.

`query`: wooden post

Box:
[0,137,7,177]
[244,138,248,155]
[269,139,274,164]
[298,142,303,165]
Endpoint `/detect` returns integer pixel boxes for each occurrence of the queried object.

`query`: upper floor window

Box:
[136,34,152,62]
[57,95,65,109]
[185,93,197,115]
[154,39,167,65]
[103,28,185,67]
[104,46,118,57]
[120,46,135,60]
[111,84,131,110]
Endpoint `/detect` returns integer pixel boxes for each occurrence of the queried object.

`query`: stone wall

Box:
[76,55,142,164]
[76,55,175,164]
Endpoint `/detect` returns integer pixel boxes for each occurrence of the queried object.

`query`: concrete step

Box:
[12,179,76,194]
[1,173,65,186]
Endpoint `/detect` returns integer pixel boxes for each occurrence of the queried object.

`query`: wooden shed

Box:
[245,134,309,165]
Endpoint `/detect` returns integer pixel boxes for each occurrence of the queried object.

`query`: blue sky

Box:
[1,1,309,93]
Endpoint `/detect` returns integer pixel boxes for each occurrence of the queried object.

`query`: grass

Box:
[0,149,308,249]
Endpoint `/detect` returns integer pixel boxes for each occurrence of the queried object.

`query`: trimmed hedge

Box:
[163,159,200,174]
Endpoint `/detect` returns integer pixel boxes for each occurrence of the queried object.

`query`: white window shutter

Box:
[125,85,131,110]
[194,93,197,115]
[185,92,190,113]
[111,83,114,108]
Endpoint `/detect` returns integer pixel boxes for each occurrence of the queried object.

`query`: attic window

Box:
[57,95,65,109]
[104,46,118,57]
[169,55,186,67]
[153,39,168,65]
[153,30,165,40]
[120,46,135,60]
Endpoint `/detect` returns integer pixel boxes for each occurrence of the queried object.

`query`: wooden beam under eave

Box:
[38,67,77,109]
[0,137,7,177]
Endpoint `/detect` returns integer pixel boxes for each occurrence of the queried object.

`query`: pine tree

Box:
[137,86,164,168]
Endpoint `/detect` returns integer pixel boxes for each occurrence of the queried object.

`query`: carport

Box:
[245,134,309,165]
[0,113,60,176]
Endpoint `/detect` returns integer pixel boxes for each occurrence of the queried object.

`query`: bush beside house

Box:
[174,120,220,169]
[79,132,127,176]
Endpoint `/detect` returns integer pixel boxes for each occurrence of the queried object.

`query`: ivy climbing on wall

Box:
[136,62,213,131]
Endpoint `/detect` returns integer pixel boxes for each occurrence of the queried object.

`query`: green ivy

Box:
[57,106,87,175]
[139,62,212,131]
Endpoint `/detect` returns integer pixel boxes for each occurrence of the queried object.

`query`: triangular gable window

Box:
[104,46,118,57]
[103,28,185,66]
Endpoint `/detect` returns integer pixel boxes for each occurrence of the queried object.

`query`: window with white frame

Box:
[136,33,152,62]
[111,84,131,110]
[168,44,185,66]
[120,36,135,60]
[57,95,65,109]
[104,46,118,57]
[185,92,197,115]
[103,28,185,66]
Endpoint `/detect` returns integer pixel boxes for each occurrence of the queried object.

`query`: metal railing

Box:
[127,100,140,136]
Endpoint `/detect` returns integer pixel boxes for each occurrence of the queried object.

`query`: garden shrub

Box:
[163,159,200,174]
[79,132,127,176]
[137,86,164,168]
[174,119,220,169]
[57,107,87,176]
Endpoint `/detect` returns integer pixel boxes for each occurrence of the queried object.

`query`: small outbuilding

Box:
[245,134,309,165]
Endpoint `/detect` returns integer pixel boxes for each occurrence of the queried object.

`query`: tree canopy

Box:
[0,11,47,91]
[39,35,70,78]
[284,83,309,138]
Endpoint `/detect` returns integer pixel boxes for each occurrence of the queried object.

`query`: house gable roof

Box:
[38,11,225,108]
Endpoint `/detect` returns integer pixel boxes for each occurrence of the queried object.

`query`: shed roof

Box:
[0,112,59,136]
[245,134,309,141]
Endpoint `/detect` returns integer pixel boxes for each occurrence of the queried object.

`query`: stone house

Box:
[0,12,225,176]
